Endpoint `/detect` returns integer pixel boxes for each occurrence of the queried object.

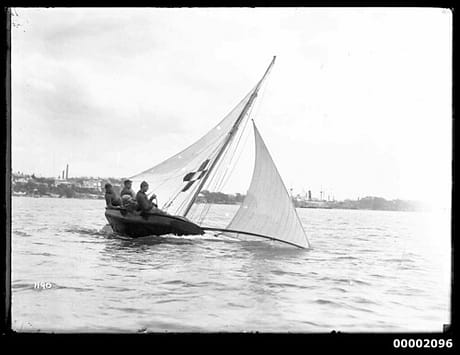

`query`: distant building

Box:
[12,176,28,183]
[57,181,73,186]
[81,179,102,191]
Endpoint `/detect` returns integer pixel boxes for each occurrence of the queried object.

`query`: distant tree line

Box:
[13,180,101,198]
[198,193,421,211]
[330,196,422,211]
[11,174,124,198]
[198,190,245,205]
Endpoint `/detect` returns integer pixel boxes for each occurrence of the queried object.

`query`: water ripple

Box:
[11,198,450,332]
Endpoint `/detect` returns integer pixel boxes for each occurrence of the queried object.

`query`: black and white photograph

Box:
[9,7,452,334]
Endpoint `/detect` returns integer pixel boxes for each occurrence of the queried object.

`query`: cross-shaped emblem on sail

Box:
[182,159,210,192]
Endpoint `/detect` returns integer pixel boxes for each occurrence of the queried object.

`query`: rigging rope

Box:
[216,106,254,192]
[191,117,249,221]
[196,106,255,224]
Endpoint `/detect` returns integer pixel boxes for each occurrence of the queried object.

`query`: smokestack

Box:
[62,170,65,179]
[66,164,69,180]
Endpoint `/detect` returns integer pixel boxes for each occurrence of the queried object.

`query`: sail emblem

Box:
[182,159,210,192]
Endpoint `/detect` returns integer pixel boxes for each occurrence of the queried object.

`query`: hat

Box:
[124,179,132,184]
[104,183,112,189]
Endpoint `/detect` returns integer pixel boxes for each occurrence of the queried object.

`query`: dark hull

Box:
[105,207,204,238]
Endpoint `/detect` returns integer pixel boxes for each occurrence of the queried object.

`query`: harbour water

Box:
[11,197,450,332]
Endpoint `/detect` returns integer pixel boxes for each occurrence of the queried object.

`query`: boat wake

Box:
[99,223,241,245]
[65,225,114,237]
[100,224,300,251]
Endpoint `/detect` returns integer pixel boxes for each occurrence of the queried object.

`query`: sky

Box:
[11,8,452,207]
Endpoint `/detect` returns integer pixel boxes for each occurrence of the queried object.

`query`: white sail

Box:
[130,87,255,216]
[226,122,310,249]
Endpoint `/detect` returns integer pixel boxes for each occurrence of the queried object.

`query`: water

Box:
[11,197,450,332]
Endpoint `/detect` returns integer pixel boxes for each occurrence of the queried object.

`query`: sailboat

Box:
[105,57,310,249]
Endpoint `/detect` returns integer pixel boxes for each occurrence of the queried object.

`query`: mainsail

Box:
[129,88,254,217]
[224,122,310,249]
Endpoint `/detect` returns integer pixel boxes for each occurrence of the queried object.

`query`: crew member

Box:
[120,179,136,199]
[120,179,137,208]
[136,181,158,212]
[104,183,121,207]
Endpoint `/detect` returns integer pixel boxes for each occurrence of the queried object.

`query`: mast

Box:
[182,56,276,217]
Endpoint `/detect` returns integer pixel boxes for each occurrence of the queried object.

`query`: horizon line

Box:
[11,171,434,204]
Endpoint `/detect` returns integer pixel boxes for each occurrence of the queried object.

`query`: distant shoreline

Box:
[11,173,427,212]
[11,194,429,212]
